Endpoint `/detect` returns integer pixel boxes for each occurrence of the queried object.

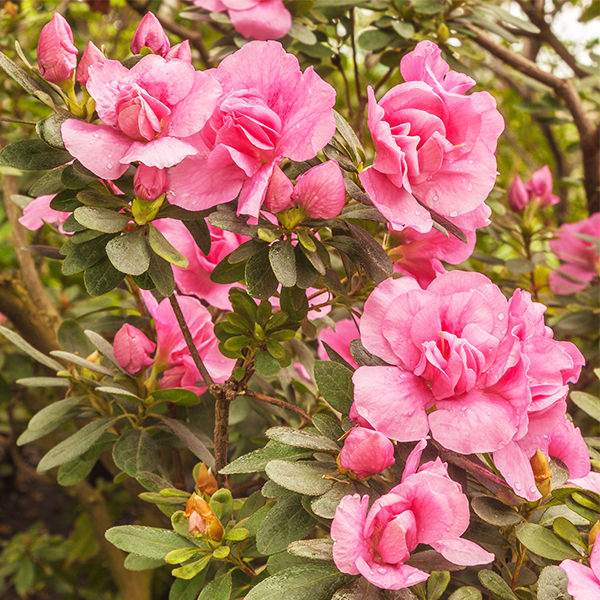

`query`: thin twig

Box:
[374,66,395,95]
[244,389,311,424]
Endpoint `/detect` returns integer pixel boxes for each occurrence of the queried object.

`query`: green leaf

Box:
[314,361,354,414]
[256,495,317,555]
[570,391,600,422]
[245,564,348,600]
[413,0,445,14]
[37,418,120,472]
[210,488,234,525]
[149,388,200,406]
[0,325,63,371]
[246,248,278,299]
[62,234,111,276]
[287,539,334,561]
[17,409,81,446]
[168,572,207,600]
[77,189,128,208]
[149,252,176,296]
[208,210,258,237]
[57,432,117,486]
[148,224,189,268]
[155,415,214,467]
[358,28,395,52]
[333,110,365,164]
[427,571,450,600]
[280,286,309,323]
[172,554,212,580]
[165,547,205,565]
[84,256,126,296]
[515,523,583,560]
[62,162,97,189]
[211,253,247,284]
[471,496,523,526]
[106,231,151,276]
[0,139,72,170]
[50,350,114,376]
[0,49,57,100]
[74,206,130,233]
[265,460,336,496]
[255,348,281,377]
[28,396,83,432]
[197,572,232,600]
[228,238,269,264]
[269,240,297,287]
[58,319,93,356]
[266,427,339,452]
[310,482,354,519]
[124,554,165,571]
[553,517,586,549]
[36,113,75,149]
[220,442,313,474]
[183,219,212,256]
[477,570,518,600]
[331,578,384,599]
[16,376,69,387]
[312,414,344,442]
[537,565,573,600]
[224,527,248,541]
[448,588,482,600]
[105,526,196,560]
[113,429,161,477]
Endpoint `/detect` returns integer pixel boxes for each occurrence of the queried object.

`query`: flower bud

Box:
[37,14,78,84]
[131,12,170,57]
[264,166,294,214]
[292,161,346,219]
[165,40,192,63]
[526,165,560,207]
[509,175,528,212]
[76,41,105,86]
[134,164,170,201]
[530,448,552,498]
[113,324,156,375]
[184,493,224,541]
[339,427,395,480]
[196,462,218,497]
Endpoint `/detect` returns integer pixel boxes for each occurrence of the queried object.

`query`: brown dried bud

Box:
[196,462,218,497]
[184,493,223,542]
[530,448,552,498]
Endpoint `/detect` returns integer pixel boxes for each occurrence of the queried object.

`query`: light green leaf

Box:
[105,526,196,560]
[113,429,161,477]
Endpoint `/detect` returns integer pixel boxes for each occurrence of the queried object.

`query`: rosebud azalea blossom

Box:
[331,439,493,589]
[168,41,336,220]
[359,41,504,233]
[130,12,170,57]
[134,164,169,201]
[339,427,395,479]
[509,166,560,212]
[76,41,106,86]
[113,323,156,375]
[61,54,222,180]
[560,538,600,599]
[37,14,78,84]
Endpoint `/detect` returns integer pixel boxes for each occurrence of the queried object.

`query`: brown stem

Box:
[244,389,311,424]
[214,394,230,484]
[374,66,395,94]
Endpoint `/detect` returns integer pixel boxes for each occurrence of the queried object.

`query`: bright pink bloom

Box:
[509,166,559,212]
[76,41,106,86]
[131,12,170,56]
[332,439,493,589]
[165,40,192,63]
[263,167,295,214]
[193,0,291,40]
[549,213,600,294]
[508,175,529,212]
[134,164,169,201]
[61,54,222,180]
[113,323,156,375]
[142,291,235,393]
[37,14,78,84]
[359,41,504,233]
[168,41,336,220]
[339,427,394,479]
[155,219,247,310]
[18,195,69,231]
[317,318,360,369]
[560,538,600,599]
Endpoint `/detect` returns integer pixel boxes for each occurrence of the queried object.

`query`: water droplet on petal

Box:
[107,153,112,159]
[461,406,468,412]
[414,210,420,216]
[501,329,507,335]
[468,159,474,165]
[448,159,454,164]
[378,567,388,575]
[467,183,474,191]
[106,163,112,169]
[497,313,505,321]
[432,195,439,202]
[529,486,537,494]
[450,211,458,217]
[403,209,408,213]
[486,411,492,416]
[93,132,100,139]
[515,483,522,491]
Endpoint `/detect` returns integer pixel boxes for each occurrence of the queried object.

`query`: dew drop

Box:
[462,178,467,183]
[93,132,100,139]
[107,153,112,159]
[529,486,537,494]
[448,159,454,164]
[515,483,522,491]
[450,211,458,217]
[403,209,408,213]
[378,567,388,575]
[501,329,507,335]
[467,183,474,192]
[497,313,505,321]
[373,387,378,391]
[486,411,492,416]
[414,210,420,216]
[106,163,112,169]
[468,159,474,165]
[461,406,468,412]
[432,195,439,202]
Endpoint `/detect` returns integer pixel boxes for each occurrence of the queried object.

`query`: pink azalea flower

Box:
[165,41,192,63]
[113,323,156,375]
[359,41,504,233]
[37,14,78,85]
[509,166,560,212]
[61,54,222,180]
[131,12,170,57]
[18,195,70,232]
[560,537,600,599]
[331,439,493,589]
[352,271,580,455]
[154,219,248,310]
[76,41,106,86]
[134,164,170,201]
[339,427,394,479]
[193,0,292,40]
[549,213,600,294]
[168,41,336,220]
[317,317,360,369]
[142,291,235,392]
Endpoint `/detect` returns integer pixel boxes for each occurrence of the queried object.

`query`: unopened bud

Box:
[184,493,223,542]
[76,41,105,86]
[196,462,218,497]
[530,448,552,498]
[37,14,78,84]
[165,40,192,63]
[134,164,169,202]
[131,12,170,57]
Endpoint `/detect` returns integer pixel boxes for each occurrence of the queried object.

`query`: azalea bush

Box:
[0,1,598,600]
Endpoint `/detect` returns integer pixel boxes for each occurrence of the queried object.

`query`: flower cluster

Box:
[509,165,560,212]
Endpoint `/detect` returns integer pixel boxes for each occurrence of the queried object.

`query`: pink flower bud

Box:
[292,160,346,219]
[264,166,294,214]
[165,40,192,63]
[339,427,395,479]
[76,41,105,86]
[37,14,78,84]
[131,12,170,57]
[526,165,560,207]
[134,164,170,201]
[508,175,528,212]
[113,324,155,375]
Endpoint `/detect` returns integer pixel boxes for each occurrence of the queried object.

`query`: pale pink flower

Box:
[339,427,394,479]
[549,213,600,294]
[18,195,70,231]
[359,41,504,233]
[131,12,170,57]
[193,0,291,40]
[154,219,248,310]
[76,41,106,87]
[37,14,78,84]
[560,537,600,599]
[113,323,156,375]
[168,41,336,220]
[134,164,169,201]
[61,54,222,180]
[317,317,360,369]
[331,439,493,589]
[509,166,560,211]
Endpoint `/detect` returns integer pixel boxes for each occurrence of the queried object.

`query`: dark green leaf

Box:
[208,210,258,237]
[50,189,80,211]
[105,526,195,560]
[413,0,445,14]
[211,254,247,284]
[58,319,93,356]
[314,360,354,414]
[0,325,63,371]
[0,50,57,99]
[113,429,161,477]
[246,248,278,299]
[295,246,320,289]
[155,415,214,467]
[183,219,211,256]
[515,523,582,560]
[287,539,333,561]
[553,517,586,549]
[57,432,117,486]
[77,190,128,209]
[255,348,281,377]
[471,496,523,526]
[228,239,268,264]
[0,139,72,170]
[270,241,297,287]
[280,286,309,323]
[312,414,344,442]
[61,162,97,189]
[149,252,175,296]
[265,460,336,496]
[29,165,68,196]
[17,409,81,446]
[448,588,482,600]
[74,206,130,233]
[106,231,151,276]
[321,341,355,371]
[84,256,126,296]
[36,113,76,149]
[62,234,110,276]
[28,396,83,432]
[266,427,339,451]
[220,442,313,474]
[149,388,200,406]
[358,29,395,52]
[197,572,232,600]
[349,339,390,367]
